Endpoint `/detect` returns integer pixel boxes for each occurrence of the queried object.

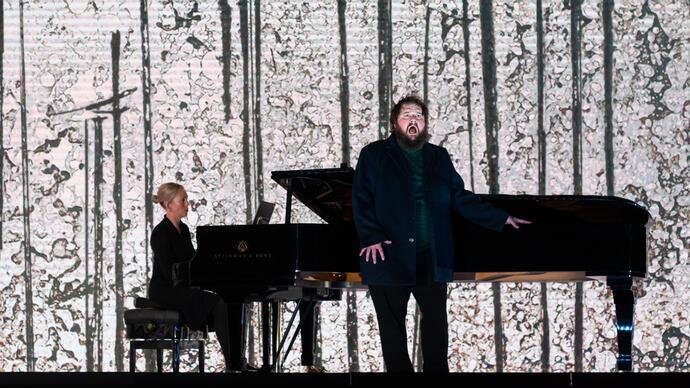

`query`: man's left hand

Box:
[505,215,531,229]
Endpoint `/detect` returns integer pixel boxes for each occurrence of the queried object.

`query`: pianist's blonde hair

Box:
[152,182,185,210]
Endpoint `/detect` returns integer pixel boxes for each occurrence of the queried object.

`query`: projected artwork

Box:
[0,0,687,373]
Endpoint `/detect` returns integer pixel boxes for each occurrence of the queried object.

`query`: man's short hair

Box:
[390,95,428,131]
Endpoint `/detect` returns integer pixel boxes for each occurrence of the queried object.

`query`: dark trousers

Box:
[227,302,245,367]
[368,251,449,373]
[369,282,448,373]
[207,299,245,369]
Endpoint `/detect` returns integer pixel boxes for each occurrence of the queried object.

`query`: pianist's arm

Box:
[445,149,509,232]
[150,227,176,287]
[352,145,388,247]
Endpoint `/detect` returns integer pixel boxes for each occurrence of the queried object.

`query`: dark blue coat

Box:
[352,135,509,286]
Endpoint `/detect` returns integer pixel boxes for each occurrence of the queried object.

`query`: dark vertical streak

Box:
[479,0,504,372]
[219,0,232,123]
[0,0,4,251]
[239,0,253,224]
[111,31,125,372]
[346,289,359,372]
[603,0,615,196]
[377,0,392,139]
[414,4,431,371]
[19,0,34,372]
[537,0,546,197]
[139,0,153,289]
[313,306,322,367]
[254,0,263,203]
[220,0,252,364]
[139,1,155,370]
[570,0,584,372]
[479,0,500,195]
[536,0,550,372]
[338,0,351,166]
[84,120,93,372]
[540,282,550,372]
[422,4,430,108]
[385,0,391,108]
[93,116,106,372]
[570,0,583,196]
[491,283,504,372]
[462,0,475,191]
[243,0,256,364]
[575,282,584,371]
[338,0,358,372]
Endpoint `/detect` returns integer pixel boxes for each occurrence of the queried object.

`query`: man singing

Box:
[352,95,529,373]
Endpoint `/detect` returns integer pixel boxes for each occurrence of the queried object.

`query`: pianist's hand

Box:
[505,215,531,229]
[359,240,392,264]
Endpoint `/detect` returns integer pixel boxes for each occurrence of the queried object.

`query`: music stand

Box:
[253,201,275,225]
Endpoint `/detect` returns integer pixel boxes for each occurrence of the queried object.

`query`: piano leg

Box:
[261,301,271,371]
[607,275,635,371]
[271,301,281,370]
[299,301,315,366]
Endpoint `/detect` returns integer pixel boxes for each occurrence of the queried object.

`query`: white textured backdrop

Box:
[0,0,688,373]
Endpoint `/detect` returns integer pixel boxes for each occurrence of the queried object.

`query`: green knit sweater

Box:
[398,140,431,253]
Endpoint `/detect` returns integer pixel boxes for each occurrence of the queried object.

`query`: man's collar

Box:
[385,134,397,148]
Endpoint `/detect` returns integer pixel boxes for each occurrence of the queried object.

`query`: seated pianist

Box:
[148,182,245,371]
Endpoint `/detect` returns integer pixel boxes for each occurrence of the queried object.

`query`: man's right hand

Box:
[359,240,392,264]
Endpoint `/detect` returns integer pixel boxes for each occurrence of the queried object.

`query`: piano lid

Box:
[271,167,650,226]
[271,167,354,225]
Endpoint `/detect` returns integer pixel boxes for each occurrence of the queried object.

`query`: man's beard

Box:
[393,123,429,149]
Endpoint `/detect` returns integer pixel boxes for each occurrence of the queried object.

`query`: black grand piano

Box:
[191,167,649,372]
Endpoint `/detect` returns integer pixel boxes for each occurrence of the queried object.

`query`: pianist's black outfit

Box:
[149,215,240,368]
[352,135,508,373]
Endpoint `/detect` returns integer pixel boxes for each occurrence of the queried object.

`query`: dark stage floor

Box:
[1,372,689,388]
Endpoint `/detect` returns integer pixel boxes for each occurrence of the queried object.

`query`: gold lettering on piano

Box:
[237,240,248,253]
[212,252,273,260]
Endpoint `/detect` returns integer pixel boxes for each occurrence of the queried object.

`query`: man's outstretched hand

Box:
[505,215,531,229]
[359,240,392,264]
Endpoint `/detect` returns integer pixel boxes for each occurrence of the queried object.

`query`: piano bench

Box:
[125,297,206,373]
